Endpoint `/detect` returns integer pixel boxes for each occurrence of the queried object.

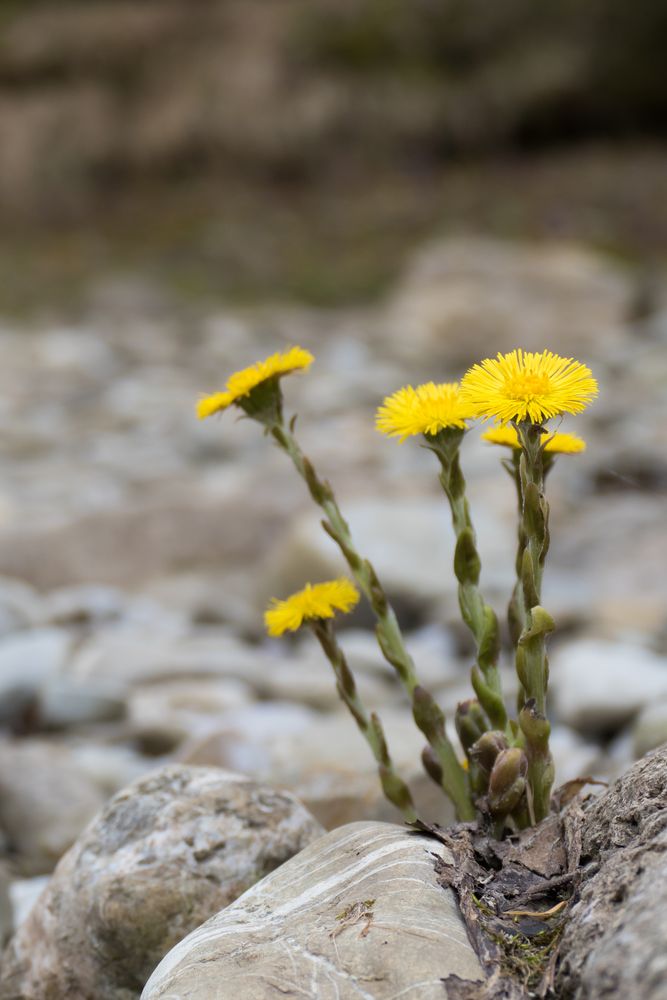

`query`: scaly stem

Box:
[428,430,508,735]
[311,619,417,823]
[514,421,555,822]
[270,419,474,821]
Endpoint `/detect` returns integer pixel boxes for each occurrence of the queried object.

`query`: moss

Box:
[472,893,566,994]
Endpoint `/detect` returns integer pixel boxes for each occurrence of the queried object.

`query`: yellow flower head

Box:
[375,382,471,442]
[197,346,314,419]
[460,349,597,424]
[481,426,586,454]
[264,578,360,637]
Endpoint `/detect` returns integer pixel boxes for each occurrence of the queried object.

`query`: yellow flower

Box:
[460,349,598,424]
[482,426,586,454]
[197,346,314,419]
[265,578,360,637]
[375,382,471,442]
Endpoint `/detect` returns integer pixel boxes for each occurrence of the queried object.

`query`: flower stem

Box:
[270,419,474,821]
[514,421,555,822]
[428,430,508,735]
[311,619,417,823]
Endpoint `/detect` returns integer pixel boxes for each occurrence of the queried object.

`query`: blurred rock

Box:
[182,706,457,830]
[384,237,629,370]
[632,699,667,758]
[128,677,253,745]
[142,820,484,1000]
[551,639,667,735]
[37,677,126,730]
[0,578,44,638]
[8,876,49,931]
[0,740,107,875]
[259,495,514,621]
[0,865,12,948]
[0,766,323,1000]
[0,629,72,729]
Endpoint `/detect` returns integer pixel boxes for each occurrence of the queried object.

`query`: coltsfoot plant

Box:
[197,346,597,835]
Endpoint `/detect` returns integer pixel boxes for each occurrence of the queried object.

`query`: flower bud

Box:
[455,699,488,753]
[470,730,508,775]
[488,747,528,817]
[421,745,443,786]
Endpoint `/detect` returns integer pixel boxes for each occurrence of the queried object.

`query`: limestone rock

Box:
[0,765,323,1000]
[142,820,484,1000]
[632,699,667,758]
[0,628,72,727]
[181,707,457,830]
[556,744,667,1000]
[0,739,108,875]
[550,639,667,735]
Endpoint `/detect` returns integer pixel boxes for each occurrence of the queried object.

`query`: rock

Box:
[632,699,667,758]
[0,578,44,638]
[128,677,253,745]
[70,629,267,689]
[556,744,667,1000]
[8,876,49,930]
[182,707,457,830]
[550,639,667,735]
[37,677,126,729]
[259,496,514,620]
[0,865,12,947]
[0,628,72,727]
[384,237,629,370]
[0,766,323,1000]
[142,820,484,1000]
[0,739,108,874]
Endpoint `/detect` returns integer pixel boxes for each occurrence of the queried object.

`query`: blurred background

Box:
[0,0,666,931]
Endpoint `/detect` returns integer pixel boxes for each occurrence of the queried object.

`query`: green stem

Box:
[311,620,417,823]
[514,421,555,822]
[270,419,474,821]
[428,430,508,735]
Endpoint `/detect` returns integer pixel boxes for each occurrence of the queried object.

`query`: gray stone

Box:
[0,766,323,1000]
[259,496,514,617]
[550,639,667,735]
[0,628,72,726]
[182,707,457,830]
[142,820,484,1000]
[0,578,44,638]
[8,877,49,930]
[0,739,108,874]
[556,744,667,1000]
[632,699,667,758]
[37,677,126,729]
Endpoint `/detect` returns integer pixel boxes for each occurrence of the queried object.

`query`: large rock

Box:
[556,744,667,1000]
[0,766,323,1000]
[181,706,458,830]
[0,628,72,727]
[0,739,109,875]
[550,639,667,735]
[142,820,484,999]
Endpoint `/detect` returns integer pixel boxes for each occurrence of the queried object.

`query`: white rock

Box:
[0,628,72,725]
[0,739,108,874]
[632,699,667,758]
[551,639,667,735]
[0,767,323,1000]
[8,876,49,929]
[142,821,484,1000]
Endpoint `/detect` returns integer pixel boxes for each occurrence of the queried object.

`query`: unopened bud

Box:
[455,699,488,753]
[488,747,528,817]
[470,730,508,775]
[421,745,443,786]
